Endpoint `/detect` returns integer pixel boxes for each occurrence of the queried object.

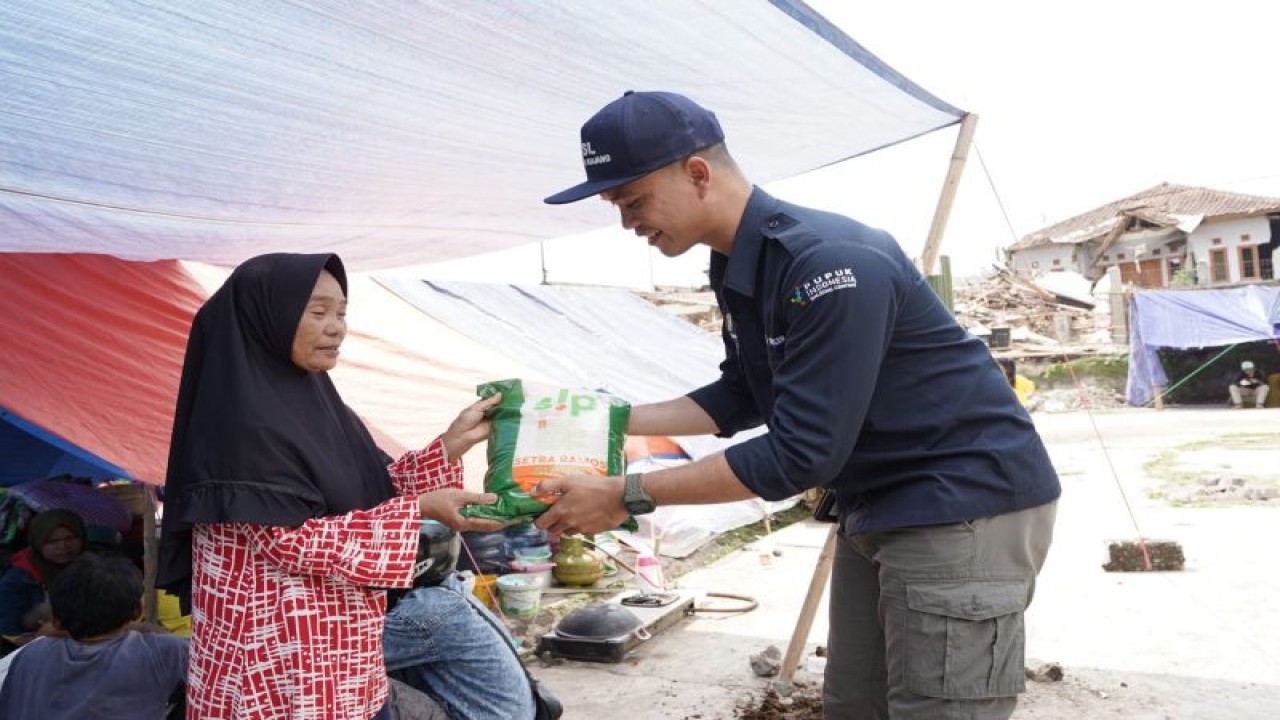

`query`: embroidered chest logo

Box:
[793,267,857,305]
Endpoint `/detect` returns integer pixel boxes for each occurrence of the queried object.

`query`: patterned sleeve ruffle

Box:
[386,436,464,497]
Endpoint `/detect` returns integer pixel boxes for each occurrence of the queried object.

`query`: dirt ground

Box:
[545,405,1280,719]
[745,405,1280,719]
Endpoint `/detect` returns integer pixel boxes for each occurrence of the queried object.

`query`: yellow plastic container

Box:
[471,573,499,610]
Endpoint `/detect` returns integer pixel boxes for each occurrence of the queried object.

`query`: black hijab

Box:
[157,253,395,606]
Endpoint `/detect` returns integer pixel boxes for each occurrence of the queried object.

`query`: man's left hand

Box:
[534,474,628,536]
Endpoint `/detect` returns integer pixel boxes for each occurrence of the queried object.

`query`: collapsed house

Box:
[1008,183,1280,289]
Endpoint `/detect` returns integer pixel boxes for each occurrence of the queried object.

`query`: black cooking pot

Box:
[554,602,649,641]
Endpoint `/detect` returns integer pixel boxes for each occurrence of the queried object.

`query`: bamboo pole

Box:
[142,486,159,623]
[919,113,979,276]
[778,524,839,685]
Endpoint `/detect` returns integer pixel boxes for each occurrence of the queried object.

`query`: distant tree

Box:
[1169,267,1197,288]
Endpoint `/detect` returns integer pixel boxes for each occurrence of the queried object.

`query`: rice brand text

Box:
[533,390,601,416]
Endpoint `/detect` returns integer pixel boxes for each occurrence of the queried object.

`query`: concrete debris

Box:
[1025,662,1066,683]
[954,267,1108,346]
[1027,386,1128,413]
[1169,477,1279,504]
[749,645,782,677]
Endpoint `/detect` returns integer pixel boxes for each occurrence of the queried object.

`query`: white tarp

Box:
[376,277,792,556]
[1,0,963,270]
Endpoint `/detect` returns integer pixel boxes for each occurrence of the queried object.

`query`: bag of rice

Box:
[462,378,630,523]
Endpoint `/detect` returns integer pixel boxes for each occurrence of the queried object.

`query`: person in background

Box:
[382,522,537,720]
[157,252,506,720]
[536,91,1060,720]
[0,553,188,719]
[0,510,86,642]
[1228,360,1268,408]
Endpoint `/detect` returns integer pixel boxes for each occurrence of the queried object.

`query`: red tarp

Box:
[1,254,205,485]
[0,254,463,487]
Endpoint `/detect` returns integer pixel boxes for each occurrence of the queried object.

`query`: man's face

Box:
[602,161,706,258]
[290,270,347,373]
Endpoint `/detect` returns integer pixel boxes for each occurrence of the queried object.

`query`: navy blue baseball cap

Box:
[544,90,725,205]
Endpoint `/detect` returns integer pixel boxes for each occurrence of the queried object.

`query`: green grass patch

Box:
[1041,354,1128,388]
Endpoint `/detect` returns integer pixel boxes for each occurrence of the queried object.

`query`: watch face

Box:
[625,498,656,515]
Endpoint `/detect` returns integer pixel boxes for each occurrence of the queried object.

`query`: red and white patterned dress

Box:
[186,438,463,720]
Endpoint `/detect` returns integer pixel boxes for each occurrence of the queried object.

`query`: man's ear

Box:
[685,156,713,195]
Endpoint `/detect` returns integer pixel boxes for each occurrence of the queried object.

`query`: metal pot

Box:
[554,602,650,641]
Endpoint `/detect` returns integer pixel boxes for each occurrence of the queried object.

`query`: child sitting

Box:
[0,553,188,719]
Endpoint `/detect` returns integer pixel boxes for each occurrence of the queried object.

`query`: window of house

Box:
[1031,261,1040,269]
[1117,252,1126,260]
[1211,237,1222,245]
[1209,247,1229,283]
[1102,254,1110,261]
[1152,248,1162,255]
[1239,245,1259,280]
[1052,259,1061,266]
[1241,234,1251,242]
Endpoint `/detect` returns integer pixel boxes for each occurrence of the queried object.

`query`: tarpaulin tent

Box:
[0,0,964,270]
[378,278,792,556]
[1,0,972,488]
[0,254,204,486]
[1127,285,1280,405]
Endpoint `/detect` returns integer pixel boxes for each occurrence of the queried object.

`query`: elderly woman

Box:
[157,253,504,720]
[0,509,87,640]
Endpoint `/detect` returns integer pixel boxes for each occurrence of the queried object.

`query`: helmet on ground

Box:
[412,521,460,588]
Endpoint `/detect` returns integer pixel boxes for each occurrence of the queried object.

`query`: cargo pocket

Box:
[903,580,1027,699]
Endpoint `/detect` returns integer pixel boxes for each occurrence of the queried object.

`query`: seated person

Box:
[0,553,188,720]
[0,510,87,643]
[383,521,537,720]
[1229,360,1269,408]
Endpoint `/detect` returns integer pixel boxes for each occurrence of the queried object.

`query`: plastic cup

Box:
[497,572,546,618]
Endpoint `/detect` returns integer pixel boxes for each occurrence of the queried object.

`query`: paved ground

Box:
[527,407,1280,719]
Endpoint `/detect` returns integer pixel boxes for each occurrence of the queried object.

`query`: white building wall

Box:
[1186,216,1272,285]
[1009,244,1078,276]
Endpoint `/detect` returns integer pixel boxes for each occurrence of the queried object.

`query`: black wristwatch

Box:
[622,473,657,515]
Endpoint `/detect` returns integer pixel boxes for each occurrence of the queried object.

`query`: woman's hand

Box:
[440,393,503,461]
[418,488,506,532]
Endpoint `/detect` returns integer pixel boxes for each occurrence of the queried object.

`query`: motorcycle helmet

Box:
[412,520,460,588]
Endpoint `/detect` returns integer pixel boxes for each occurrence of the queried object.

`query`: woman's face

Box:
[40,526,83,565]
[291,270,348,373]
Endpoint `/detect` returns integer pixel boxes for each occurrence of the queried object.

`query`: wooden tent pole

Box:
[920,113,979,277]
[778,524,839,685]
[779,115,976,687]
[142,485,159,623]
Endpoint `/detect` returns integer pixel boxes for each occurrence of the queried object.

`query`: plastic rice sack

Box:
[462,379,630,523]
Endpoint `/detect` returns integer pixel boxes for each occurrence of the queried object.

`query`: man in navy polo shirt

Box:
[535,91,1060,720]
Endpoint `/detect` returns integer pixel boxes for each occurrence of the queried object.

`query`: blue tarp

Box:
[1,407,130,487]
[1126,285,1280,405]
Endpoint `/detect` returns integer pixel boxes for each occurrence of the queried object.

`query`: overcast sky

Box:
[403,0,1280,287]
